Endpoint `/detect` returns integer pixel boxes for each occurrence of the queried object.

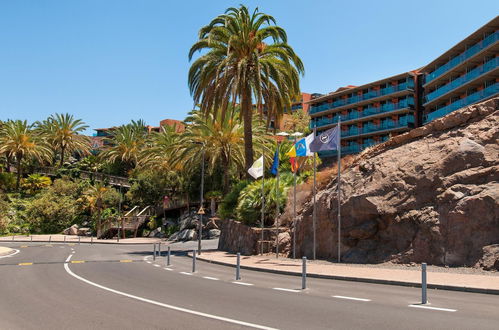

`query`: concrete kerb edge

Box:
[0,239,163,245]
[192,253,499,296]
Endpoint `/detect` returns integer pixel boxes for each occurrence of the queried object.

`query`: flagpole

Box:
[275,140,280,259]
[293,136,297,259]
[312,125,317,260]
[261,149,265,256]
[337,118,342,263]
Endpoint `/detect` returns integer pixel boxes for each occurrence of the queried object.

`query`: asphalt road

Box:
[0,241,498,330]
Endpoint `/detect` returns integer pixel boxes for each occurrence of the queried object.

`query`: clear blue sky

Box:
[1,0,498,134]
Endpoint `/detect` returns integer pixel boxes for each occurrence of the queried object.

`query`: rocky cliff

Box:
[293,97,499,268]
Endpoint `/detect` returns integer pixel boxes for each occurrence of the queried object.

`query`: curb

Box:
[193,254,499,296]
[0,239,163,246]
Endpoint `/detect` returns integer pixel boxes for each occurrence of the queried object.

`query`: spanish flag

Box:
[286,145,299,172]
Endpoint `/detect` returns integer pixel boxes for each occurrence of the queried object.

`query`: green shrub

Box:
[236,173,300,227]
[0,172,16,192]
[26,193,81,233]
[218,180,250,219]
[0,194,10,234]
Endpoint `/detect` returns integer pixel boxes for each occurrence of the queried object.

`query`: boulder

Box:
[292,97,499,267]
[477,244,499,271]
[208,229,221,239]
[77,228,91,236]
[63,224,79,236]
[178,229,197,241]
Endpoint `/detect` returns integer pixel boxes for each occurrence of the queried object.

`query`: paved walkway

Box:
[196,251,499,294]
[0,234,162,244]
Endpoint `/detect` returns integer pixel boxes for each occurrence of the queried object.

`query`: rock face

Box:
[168,211,220,242]
[293,97,499,267]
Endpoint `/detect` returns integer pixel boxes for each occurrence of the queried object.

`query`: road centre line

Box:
[63,254,277,330]
[18,262,33,266]
[232,281,254,286]
[333,295,371,302]
[164,268,173,271]
[202,276,219,281]
[408,304,457,312]
[273,288,300,293]
[120,260,133,263]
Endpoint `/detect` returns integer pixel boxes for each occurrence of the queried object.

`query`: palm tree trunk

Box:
[60,146,65,167]
[15,155,22,190]
[6,153,11,172]
[242,91,254,176]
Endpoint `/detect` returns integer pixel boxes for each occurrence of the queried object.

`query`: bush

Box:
[0,172,16,192]
[0,194,10,234]
[26,193,81,233]
[236,173,300,227]
[218,180,250,219]
[22,174,51,195]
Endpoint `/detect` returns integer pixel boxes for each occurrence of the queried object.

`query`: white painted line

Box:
[273,288,300,293]
[146,261,152,264]
[180,272,193,276]
[153,264,161,268]
[202,276,219,281]
[0,249,20,259]
[65,254,72,263]
[232,281,254,286]
[333,295,371,302]
[408,304,456,312]
[63,257,277,330]
[164,268,173,271]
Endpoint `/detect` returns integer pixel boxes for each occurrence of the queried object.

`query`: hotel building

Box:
[422,16,498,123]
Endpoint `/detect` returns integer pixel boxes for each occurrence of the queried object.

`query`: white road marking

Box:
[408,304,457,312]
[63,255,276,330]
[153,264,161,268]
[164,268,173,271]
[0,249,20,259]
[180,272,193,276]
[146,261,152,264]
[273,288,300,293]
[332,295,371,302]
[202,276,219,281]
[232,281,254,286]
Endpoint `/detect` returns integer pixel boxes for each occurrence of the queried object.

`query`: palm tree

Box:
[0,120,52,189]
[38,113,91,167]
[83,183,108,237]
[188,5,304,174]
[174,109,270,193]
[100,120,147,171]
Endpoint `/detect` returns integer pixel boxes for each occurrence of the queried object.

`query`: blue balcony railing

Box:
[311,97,414,129]
[309,80,414,114]
[426,31,498,84]
[425,57,499,103]
[424,83,498,123]
[339,115,414,138]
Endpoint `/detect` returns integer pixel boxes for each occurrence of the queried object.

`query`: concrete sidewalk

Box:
[0,234,162,245]
[195,251,499,295]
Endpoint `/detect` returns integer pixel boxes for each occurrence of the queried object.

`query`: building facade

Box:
[308,72,420,157]
[422,16,498,123]
[308,16,498,159]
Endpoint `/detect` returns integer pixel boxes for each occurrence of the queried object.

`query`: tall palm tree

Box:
[0,120,52,189]
[38,113,91,167]
[188,5,304,174]
[174,109,271,193]
[100,120,147,171]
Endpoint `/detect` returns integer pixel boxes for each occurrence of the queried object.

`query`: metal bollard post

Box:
[91,236,93,245]
[302,257,307,290]
[236,253,241,280]
[12,235,14,241]
[153,244,156,261]
[158,242,161,257]
[31,235,33,242]
[192,250,196,273]
[78,236,81,245]
[422,263,427,304]
[166,246,171,266]
[64,235,66,243]
[49,235,51,243]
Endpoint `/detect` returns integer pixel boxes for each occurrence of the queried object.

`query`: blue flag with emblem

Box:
[270,148,279,175]
[309,124,340,152]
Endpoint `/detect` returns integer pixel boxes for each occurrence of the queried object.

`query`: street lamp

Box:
[290,132,303,259]
[274,131,289,258]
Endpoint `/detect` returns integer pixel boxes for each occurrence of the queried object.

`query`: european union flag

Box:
[270,148,279,175]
